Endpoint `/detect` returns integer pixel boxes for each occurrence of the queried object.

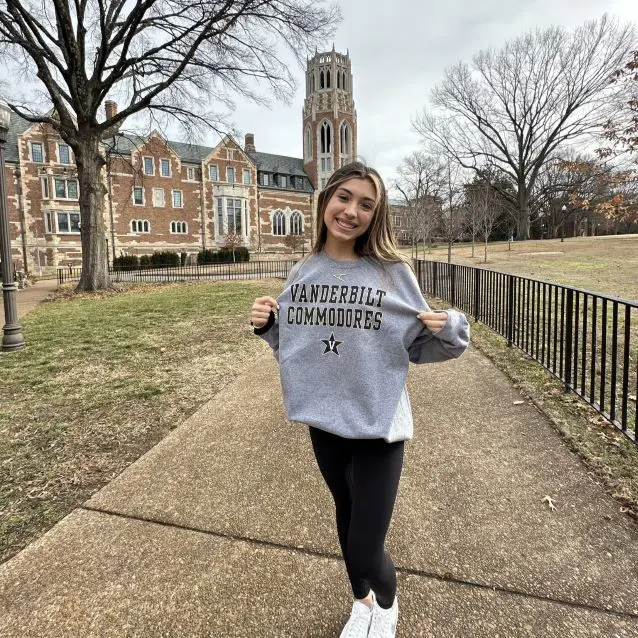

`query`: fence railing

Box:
[415,259,638,445]
[57,260,298,285]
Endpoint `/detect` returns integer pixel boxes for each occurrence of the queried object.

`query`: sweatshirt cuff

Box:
[253,310,275,335]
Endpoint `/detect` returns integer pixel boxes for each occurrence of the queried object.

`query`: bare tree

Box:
[224,231,243,263]
[414,15,635,241]
[440,158,466,263]
[395,151,444,259]
[465,176,505,262]
[0,0,339,290]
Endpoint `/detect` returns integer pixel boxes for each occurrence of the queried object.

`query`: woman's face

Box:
[322,178,378,250]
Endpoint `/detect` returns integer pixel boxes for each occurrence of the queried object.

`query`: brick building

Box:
[2,49,358,273]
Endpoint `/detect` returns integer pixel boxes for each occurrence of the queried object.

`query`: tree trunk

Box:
[75,137,110,291]
[447,240,452,263]
[471,235,475,258]
[517,183,530,240]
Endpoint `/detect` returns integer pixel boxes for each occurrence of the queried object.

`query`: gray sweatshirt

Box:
[256,251,470,442]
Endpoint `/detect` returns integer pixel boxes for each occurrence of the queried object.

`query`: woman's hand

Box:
[417,310,448,334]
[251,296,280,328]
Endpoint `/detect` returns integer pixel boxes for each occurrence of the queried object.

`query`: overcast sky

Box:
[233,0,637,187]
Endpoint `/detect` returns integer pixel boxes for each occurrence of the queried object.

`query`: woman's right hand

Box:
[251,296,280,328]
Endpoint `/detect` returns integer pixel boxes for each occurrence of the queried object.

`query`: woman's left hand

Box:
[417,311,448,334]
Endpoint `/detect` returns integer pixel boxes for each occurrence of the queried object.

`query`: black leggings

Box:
[308,427,404,608]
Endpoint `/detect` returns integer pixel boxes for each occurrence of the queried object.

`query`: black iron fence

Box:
[415,259,638,445]
[57,260,298,285]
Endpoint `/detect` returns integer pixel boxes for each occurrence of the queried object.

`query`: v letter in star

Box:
[321,332,342,356]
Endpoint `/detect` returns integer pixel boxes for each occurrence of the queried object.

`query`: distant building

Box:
[3,48,364,271]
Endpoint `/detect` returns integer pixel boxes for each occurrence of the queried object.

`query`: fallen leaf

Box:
[542,495,557,511]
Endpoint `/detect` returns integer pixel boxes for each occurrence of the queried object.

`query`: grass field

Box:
[0,280,281,564]
[402,235,638,301]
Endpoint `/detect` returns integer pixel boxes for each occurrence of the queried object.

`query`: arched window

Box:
[304,125,312,160]
[131,219,151,234]
[327,70,331,88]
[312,73,315,92]
[342,72,347,91]
[272,210,286,236]
[290,211,304,235]
[340,122,352,167]
[320,70,324,89]
[337,72,341,89]
[170,221,188,234]
[321,121,332,154]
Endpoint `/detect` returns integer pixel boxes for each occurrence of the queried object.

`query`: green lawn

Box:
[0,280,282,564]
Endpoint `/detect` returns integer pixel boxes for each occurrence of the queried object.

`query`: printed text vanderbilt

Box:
[288,283,387,331]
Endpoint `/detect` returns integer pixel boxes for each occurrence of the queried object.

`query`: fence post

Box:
[432,261,438,299]
[473,268,480,322]
[451,264,457,307]
[507,274,515,347]
[564,288,573,393]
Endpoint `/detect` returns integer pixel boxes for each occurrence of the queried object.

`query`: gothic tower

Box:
[303,47,357,190]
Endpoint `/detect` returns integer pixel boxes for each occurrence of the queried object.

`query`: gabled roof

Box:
[5,112,32,163]
[107,134,212,164]
[248,152,307,177]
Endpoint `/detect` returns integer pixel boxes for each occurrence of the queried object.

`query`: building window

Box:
[216,198,224,237]
[242,169,251,185]
[143,156,154,175]
[262,173,269,186]
[340,122,352,166]
[170,221,188,234]
[272,210,286,236]
[41,176,50,199]
[320,157,332,172]
[54,178,79,200]
[131,219,150,233]
[394,216,401,228]
[30,142,44,163]
[56,211,81,233]
[58,144,71,165]
[172,190,183,208]
[152,188,165,207]
[133,187,144,205]
[160,158,171,177]
[209,165,218,181]
[187,167,195,181]
[227,198,242,234]
[279,175,287,188]
[320,121,332,153]
[321,178,326,189]
[227,167,235,183]
[304,125,312,160]
[44,211,53,233]
[290,211,303,235]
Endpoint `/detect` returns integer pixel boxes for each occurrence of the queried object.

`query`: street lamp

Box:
[0,100,25,351]
[561,205,567,243]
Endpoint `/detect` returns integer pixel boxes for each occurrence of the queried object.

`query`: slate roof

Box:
[4,112,32,163]
[248,151,307,177]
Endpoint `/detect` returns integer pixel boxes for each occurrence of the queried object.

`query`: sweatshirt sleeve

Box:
[392,262,470,364]
[408,309,470,364]
[254,310,280,361]
[253,260,304,362]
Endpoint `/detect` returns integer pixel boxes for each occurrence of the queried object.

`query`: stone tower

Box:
[303,47,357,190]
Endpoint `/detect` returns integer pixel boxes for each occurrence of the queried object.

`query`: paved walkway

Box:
[0,278,59,321]
[0,305,637,636]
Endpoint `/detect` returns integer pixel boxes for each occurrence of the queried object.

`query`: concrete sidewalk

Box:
[1,344,638,637]
[0,278,59,320]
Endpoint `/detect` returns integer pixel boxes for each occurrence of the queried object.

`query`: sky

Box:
[232,0,637,186]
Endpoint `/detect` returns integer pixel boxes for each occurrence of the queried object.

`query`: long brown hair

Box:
[311,162,406,264]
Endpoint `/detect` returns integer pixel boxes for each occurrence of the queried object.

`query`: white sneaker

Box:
[368,596,398,638]
[339,593,375,638]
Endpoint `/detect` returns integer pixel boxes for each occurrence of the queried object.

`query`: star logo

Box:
[321,332,343,356]
[333,272,348,281]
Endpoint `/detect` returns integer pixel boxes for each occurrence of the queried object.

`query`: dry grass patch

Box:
[0,279,283,564]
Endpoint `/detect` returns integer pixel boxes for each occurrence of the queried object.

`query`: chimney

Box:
[105,100,118,120]
[244,133,256,153]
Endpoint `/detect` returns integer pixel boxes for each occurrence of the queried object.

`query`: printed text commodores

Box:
[288,283,387,331]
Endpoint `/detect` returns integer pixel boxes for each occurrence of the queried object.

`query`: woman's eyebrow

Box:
[337,187,375,204]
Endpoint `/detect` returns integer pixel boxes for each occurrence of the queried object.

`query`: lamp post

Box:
[561,205,567,243]
[0,100,25,351]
